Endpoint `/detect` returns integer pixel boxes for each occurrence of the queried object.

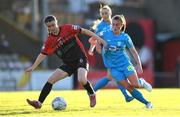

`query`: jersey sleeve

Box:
[125,34,134,48]
[66,24,81,35]
[41,37,57,55]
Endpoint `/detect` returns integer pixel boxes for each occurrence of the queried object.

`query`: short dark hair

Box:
[44,15,56,24]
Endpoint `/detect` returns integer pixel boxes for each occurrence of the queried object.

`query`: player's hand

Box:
[88,37,97,45]
[24,67,33,80]
[95,43,102,54]
[25,67,33,73]
[135,64,143,75]
[88,37,97,56]
[88,44,95,56]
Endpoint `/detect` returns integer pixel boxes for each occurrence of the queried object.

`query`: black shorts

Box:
[59,57,89,76]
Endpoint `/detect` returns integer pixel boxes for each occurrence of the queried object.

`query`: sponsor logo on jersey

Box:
[127,65,134,71]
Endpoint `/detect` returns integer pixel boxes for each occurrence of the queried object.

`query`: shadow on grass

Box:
[0,109,46,116]
[0,111,32,116]
[0,107,92,116]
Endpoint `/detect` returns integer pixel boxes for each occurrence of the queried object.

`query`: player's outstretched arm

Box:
[25,53,47,72]
[81,28,106,47]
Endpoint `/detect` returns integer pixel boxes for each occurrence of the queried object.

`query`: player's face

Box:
[112,19,123,35]
[100,9,111,21]
[46,21,58,34]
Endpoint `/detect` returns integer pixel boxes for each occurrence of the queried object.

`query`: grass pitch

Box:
[0,89,180,117]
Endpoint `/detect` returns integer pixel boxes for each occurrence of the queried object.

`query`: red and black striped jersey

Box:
[41,24,87,63]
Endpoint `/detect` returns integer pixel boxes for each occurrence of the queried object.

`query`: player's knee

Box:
[48,78,56,84]
[126,85,135,92]
[48,74,66,84]
[107,73,113,80]
[131,82,141,88]
[107,76,112,80]
[78,77,87,85]
[122,83,134,92]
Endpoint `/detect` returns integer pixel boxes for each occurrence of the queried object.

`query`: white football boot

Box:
[146,102,153,109]
[139,78,152,92]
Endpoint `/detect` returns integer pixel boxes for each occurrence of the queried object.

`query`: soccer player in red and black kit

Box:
[25,15,106,109]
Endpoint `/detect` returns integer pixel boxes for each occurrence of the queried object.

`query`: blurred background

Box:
[0,0,180,91]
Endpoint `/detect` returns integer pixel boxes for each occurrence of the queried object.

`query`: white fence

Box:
[0,70,73,91]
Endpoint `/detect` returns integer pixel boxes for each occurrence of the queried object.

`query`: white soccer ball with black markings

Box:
[52,97,67,110]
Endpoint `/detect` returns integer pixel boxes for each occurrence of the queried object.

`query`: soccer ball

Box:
[52,97,67,110]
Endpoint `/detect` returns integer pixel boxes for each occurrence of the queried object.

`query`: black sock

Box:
[38,82,53,103]
[83,81,95,95]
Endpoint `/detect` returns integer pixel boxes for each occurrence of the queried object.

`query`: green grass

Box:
[0,89,180,117]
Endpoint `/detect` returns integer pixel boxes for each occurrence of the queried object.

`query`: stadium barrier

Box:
[0,70,73,91]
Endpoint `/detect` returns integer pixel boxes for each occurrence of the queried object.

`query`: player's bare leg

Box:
[78,68,96,107]
[26,69,68,109]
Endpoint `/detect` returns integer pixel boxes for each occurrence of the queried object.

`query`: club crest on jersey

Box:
[72,25,80,30]
[57,37,63,45]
